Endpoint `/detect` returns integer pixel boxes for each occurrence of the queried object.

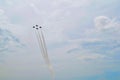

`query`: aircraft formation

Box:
[33,25,54,80]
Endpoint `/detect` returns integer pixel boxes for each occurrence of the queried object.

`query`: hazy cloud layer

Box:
[67,16,120,61]
[0,28,24,53]
[0,8,24,54]
[0,0,120,80]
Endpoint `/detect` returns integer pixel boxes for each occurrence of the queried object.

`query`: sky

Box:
[0,0,120,80]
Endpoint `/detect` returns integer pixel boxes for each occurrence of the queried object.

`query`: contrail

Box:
[33,25,55,79]
[34,29,46,60]
[38,28,55,79]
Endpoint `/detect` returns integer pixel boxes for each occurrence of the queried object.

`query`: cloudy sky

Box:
[0,0,120,80]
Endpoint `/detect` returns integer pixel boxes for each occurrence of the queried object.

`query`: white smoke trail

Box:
[34,28,55,80]
[38,30,49,61]
[38,29,55,79]
[35,30,46,59]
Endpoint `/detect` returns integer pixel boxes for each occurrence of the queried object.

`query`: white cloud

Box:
[0,8,25,54]
[0,9,4,15]
[67,16,120,61]
[78,53,108,61]
[94,16,111,30]
[94,16,120,31]
[0,28,24,53]
[0,9,9,25]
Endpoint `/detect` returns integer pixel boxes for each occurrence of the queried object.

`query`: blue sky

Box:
[0,0,120,80]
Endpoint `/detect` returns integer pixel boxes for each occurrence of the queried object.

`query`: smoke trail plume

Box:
[33,25,55,80]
